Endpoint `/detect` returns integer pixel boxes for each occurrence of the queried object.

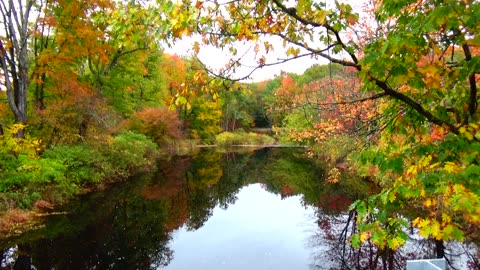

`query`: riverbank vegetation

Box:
[0,0,281,235]
[1,0,479,265]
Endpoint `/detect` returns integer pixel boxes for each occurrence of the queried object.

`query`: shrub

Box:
[215,132,242,146]
[0,129,159,210]
[43,144,107,185]
[106,131,158,175]
[124,107,183,145]
[215,131,276,146]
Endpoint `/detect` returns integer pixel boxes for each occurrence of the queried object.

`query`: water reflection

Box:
[1,148,477,270]
[163,184,315,270]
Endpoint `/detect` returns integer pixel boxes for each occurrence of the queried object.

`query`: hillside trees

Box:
[0,0,178,141]
[170,0,480,253]
[219,87,256,131]
[0,0,193,209]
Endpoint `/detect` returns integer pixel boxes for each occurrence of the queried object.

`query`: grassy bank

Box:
[0,130,163,237]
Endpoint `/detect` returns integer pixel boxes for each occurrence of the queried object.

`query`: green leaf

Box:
[350,233,361,248]
[349,200,367,215]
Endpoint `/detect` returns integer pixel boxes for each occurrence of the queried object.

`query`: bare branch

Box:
[272,32,359,68]
[198,51,319,82]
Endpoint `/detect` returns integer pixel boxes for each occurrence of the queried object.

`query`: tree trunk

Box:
[0,0,34,138]
[435,239,445,259]
[78,117,90,139]
[34,75,46,110]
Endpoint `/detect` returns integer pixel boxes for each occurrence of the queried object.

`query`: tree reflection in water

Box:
[0,148,478,270]
[308,208,480,270]
[0,188,174,269]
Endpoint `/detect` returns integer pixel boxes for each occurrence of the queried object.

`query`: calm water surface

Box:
[163,184,315,270]
[0,148,405,269]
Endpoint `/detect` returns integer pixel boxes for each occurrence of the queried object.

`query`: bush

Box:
[123,107,183,145]
[43,144,107,185]
[215,132,243,146]
[0,130,159,210]
[106,131,158,175]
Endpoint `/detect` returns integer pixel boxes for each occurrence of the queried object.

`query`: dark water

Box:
[2,148,473,269]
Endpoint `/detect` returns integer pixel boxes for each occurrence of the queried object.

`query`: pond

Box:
[0,148,477,269]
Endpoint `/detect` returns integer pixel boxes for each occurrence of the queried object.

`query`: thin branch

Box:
[104,47,148,75]
[198,51,318,81]
[319,92,387,105]
[272,32,359,68]
[270,0,359,65]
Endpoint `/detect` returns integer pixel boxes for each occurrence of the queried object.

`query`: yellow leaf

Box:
[419,155,432,168]
[443,162,457,173]
[412,217,422,226]
[388,191,396,203]
[254,43,260,53]
[360,232,369,242]
[469,123,479,129]
[431,220,442,240]
[429,162,440,169]
[193,41,200,54]
[441,213,452,225]
[387,237,405,250]
[407,165,417,175]
[424,198,433,207]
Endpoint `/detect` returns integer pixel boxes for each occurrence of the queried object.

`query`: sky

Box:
[164,36,329,82]
[164,0,367,82]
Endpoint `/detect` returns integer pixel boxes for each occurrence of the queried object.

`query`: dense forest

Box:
[1,0,479,261]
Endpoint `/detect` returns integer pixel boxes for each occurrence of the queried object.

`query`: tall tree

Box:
[0,0,36,137]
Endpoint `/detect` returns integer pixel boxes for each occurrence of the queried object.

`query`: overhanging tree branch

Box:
[270,0,359,65]
[372,77,459,134]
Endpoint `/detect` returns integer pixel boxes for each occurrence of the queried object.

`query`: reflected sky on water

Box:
[163,183,316,270]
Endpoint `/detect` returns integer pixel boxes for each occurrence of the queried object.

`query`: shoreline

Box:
[0,144,308,240]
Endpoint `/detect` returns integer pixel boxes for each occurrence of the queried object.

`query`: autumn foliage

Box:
[35,70,110,144]
[123,107,183,145]
[269,68,379,145]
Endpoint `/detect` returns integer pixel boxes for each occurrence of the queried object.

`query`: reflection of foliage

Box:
[184,150,223,229]
[261,148,375,214]
[189,150,223,189]
[1,173,173,269]
[0,147,381,268]
[262,153,323,203]
[309,209,477,270]
[309,211,410,270]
